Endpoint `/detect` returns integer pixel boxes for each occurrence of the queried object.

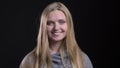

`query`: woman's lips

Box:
[54,32,61,35]
[52,32,62,35]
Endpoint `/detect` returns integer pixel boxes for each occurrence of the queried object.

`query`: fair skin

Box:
[47,10,68,54]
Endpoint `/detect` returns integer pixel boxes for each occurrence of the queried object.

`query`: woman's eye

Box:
[47,21,54,25]
[58,20,66,24]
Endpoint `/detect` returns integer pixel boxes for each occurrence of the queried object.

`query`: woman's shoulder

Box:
[81,52,93,68]
[19,49,36,68]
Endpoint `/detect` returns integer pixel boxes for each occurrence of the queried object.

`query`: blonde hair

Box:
[20,2,84,68]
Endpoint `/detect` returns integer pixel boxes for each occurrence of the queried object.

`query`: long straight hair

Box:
[34,2,84,68]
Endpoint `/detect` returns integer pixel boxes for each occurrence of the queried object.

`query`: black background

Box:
[1,0,119,68]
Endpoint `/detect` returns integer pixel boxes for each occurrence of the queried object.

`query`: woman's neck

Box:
[49,41,62,54]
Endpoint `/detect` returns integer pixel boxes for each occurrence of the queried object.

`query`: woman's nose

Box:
[54,22,60,30]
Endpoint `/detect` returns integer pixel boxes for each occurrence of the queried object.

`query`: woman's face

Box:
[47,10,67,42]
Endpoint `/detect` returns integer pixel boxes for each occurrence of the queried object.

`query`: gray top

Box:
[51,52,93,68]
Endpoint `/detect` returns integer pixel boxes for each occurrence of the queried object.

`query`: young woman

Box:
[19,2,93,68]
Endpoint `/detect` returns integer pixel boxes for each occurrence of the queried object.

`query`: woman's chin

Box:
[50,37,64,42]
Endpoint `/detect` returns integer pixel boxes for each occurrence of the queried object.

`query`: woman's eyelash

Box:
[58,20,65,24]
[47,21,54,25]
[47,20,66,25]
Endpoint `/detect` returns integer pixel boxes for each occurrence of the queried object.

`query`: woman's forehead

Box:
[47,10,66,21]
